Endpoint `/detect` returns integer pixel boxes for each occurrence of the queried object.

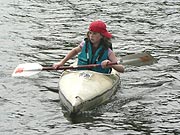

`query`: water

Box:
[1,0,180,134]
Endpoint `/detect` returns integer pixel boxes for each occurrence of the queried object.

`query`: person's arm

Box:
[101,51,124,73]
[109,52,124,73]
[53,46,82,69]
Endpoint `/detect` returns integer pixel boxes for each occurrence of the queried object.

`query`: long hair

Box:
[86,31,112,50]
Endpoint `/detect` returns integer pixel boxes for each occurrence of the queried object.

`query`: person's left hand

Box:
[101,60,111,68]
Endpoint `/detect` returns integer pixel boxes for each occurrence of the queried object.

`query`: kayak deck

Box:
[59,70,120,114]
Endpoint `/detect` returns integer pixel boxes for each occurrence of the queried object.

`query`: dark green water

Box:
[0,0,180,134]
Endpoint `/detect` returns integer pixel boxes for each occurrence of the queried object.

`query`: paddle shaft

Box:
[42,62,118,71]
[12,52,155,77]
[42,52,155,71]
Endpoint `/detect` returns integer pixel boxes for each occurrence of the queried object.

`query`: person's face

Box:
[88,31,102,45]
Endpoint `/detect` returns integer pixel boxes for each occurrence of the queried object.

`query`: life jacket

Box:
[77,39,111,73]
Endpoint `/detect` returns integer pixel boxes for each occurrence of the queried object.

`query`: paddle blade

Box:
[12,63,43,77]
[120,52,156,66]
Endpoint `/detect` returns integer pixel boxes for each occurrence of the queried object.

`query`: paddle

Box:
[120,52,156,66]
[12,52,155,77]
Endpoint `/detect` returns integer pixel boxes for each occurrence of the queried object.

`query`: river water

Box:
[1,0,180,134]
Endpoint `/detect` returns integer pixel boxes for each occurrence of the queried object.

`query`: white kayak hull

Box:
[59,70,120,114]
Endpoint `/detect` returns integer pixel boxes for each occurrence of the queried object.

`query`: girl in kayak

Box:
[53,20,124,73]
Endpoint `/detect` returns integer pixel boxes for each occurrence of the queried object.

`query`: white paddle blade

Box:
[121,53,156,66]
[12,63,43,77]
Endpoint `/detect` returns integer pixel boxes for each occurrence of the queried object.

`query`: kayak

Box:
[58,69,120,114]
[11,53,155,114]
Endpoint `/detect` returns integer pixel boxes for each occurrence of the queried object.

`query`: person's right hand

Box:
[53,61,64,69]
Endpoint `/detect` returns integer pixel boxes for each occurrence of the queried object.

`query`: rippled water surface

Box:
[1,0,180,134]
